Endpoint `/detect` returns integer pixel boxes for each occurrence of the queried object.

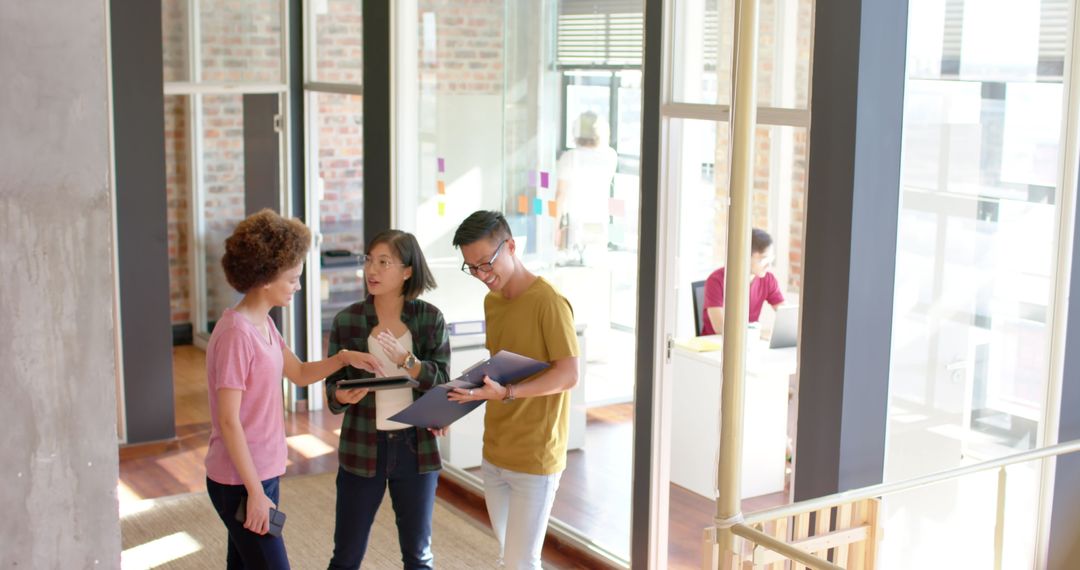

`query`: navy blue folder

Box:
[387,350,550,428]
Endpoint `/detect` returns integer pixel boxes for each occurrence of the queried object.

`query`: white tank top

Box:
[367,331,415,431]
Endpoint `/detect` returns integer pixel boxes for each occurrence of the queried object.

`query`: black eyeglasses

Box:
[361,254,405,271]
[461,239,508,276]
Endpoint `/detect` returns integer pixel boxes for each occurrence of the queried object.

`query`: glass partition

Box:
[199,0,283,83]
[201,95,247,331]
[882,0,1069,566]
[311,0,363,84]
[396,0,643,561]
[670,0,812,107]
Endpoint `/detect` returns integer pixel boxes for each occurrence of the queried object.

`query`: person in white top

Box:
[555,111,618,266]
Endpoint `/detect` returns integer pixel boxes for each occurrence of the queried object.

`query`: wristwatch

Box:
[399,352,417,370]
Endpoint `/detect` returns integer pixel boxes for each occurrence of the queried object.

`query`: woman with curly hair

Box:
[325,229,451,570]
[204,209,381,569]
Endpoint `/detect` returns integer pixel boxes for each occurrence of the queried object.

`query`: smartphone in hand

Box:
[235,496,287,537]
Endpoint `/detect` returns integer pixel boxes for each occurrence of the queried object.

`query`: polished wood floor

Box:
[120,346,786,569]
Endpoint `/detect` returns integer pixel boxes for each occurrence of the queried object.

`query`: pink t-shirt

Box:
[204,308,288,485]
[700,267,785,335]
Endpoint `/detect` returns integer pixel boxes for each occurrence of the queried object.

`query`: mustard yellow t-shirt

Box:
[483,277,579,475]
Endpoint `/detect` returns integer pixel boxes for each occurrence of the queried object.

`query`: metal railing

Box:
[717,438,1080,569]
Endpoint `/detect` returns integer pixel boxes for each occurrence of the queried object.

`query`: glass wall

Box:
[396,0,643,561]
[303,0,365,359]
[660,0,812,567]
[882,0,1070,567]
[162,0,289,343]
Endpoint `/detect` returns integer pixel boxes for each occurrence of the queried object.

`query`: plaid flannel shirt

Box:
[325,296,451,477]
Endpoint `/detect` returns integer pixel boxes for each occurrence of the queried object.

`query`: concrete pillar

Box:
[0,0,121,566]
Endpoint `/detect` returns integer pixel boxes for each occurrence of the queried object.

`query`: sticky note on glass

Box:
[533,198,543,214]
[528,170,537,188]
[540,171,549,188]
[438,202,446,216]
[517,195,528,214]
[437,180,446,194]
[437,157,445,173]
[610,198,625,217]
[548,201,558,217]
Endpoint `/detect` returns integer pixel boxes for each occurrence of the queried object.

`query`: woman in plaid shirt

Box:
[325,229,451,570]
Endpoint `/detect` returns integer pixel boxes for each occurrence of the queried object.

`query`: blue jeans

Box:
[206,476,290,570]
[328,429,439,570]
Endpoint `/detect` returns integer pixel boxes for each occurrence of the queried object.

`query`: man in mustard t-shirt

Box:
[447,210,580,569]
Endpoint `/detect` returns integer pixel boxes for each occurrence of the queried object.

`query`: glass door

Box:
[301,0,365,410]
[656,0,813,566]
[393,0,644,562]
[162,0,290,347]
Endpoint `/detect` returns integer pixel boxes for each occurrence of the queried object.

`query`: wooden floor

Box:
[120,346,787,568]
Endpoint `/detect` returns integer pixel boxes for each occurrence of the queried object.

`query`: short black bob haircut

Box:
[751,228,773,255]
[366,229,437,301]
[452,210,513,248]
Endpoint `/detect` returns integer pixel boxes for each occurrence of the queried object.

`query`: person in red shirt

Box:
[700,228,785,336]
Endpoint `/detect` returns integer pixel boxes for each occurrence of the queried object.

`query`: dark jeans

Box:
[206,476,290,570]
[328,429,439,570]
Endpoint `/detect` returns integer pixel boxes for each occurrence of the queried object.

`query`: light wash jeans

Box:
[481,459,563,569]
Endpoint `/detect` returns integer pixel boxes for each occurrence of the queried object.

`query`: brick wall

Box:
[200,0,283,83]
[163,0,188,82]
[419,0,504,95]
[164,95,191,324]
[202,94,247,323]
[711,0,812,295]
[161,0,506,327]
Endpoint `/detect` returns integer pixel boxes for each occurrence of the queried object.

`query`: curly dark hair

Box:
[221,209,312,293]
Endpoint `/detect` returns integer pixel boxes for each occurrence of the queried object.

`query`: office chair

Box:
[691,279,706,336]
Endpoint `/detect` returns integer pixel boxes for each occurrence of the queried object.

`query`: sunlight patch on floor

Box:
[121,531,202,569]
[286,433,335,458]
[117,481,154,518]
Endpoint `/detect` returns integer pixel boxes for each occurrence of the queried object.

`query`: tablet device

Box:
[336,375,419,391]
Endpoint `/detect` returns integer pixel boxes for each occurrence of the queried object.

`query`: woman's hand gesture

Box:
[339,350,386,376]
[375,330,410,368]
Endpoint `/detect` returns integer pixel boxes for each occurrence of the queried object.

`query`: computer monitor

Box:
[768,304,798,349]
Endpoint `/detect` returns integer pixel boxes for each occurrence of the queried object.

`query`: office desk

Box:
[670,337,796,499]
[436,327,587,469]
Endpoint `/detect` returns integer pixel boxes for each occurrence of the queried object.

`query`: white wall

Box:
[0,0,121,566]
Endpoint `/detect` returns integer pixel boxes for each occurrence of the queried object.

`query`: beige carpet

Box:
[121,472,501,569]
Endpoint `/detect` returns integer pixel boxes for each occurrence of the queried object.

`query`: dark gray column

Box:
[631,0,663,565]
[243,93,285,332]
[363,0,391,242]
[793,0,910,499]
[112,0,177,444]
[288,0,308,360]
[1048,168,1080,566]
[243,94,282,215]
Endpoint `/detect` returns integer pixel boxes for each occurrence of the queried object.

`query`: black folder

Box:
[387,350,549,428]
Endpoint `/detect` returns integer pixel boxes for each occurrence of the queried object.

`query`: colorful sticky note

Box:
[528,170,538,188]
[438,202,446,216]
[517,195,528,214]
[540,171,549,189]
[548,201,558,217]
[437,180,446,194]
[534,198,543,215]
[437,157,445,173]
